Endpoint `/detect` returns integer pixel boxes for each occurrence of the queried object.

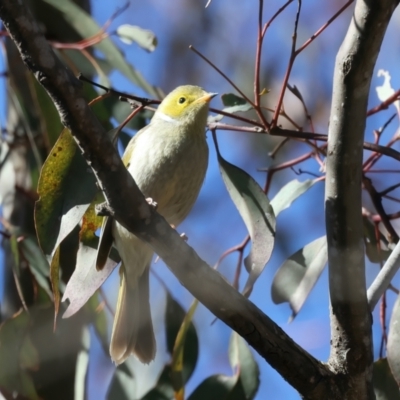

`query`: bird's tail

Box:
[110,266,156,365]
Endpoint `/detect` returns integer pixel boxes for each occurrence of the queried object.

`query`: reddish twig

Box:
[295,0,354,54]
[189,45,255,107]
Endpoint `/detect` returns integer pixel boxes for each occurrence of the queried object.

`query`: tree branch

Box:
[368,241,400,311]
[325,0,399,397]
[0,0,333,397]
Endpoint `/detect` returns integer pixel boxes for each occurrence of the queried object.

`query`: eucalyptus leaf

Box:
[165,293,199,385]
[74,327,90,400]
[42,0,158,97]
[270,179,317,217]
[209,93,253,123]
[20,235,52,298]
[35,128,97,259]
[0,311,40,400]
[62,242,118,319]
[229,333,260,399]
[188,375,237,400]
[117,24,158,52]
[140,366,174,400]
[107,364,135,400]
[217,152,275,295]
[373,358,400,400]
[271,236,327,319]
[387,293,400,386]
[221,93,248,107]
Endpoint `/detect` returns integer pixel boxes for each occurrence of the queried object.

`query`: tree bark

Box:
[325,0,399,398]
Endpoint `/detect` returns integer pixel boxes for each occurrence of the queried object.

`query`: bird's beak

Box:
[196,92,218,104]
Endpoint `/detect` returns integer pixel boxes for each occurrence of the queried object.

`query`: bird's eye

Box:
[178,97,186,104]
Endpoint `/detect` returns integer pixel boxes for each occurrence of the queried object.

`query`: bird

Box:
[96,85,216,365]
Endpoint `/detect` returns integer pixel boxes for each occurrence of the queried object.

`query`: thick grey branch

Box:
[0,1,332,397]
[325,0,399,398]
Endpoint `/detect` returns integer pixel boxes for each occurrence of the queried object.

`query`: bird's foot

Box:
[146,197,158,209]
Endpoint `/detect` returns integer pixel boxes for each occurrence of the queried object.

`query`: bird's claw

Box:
[146,197,158,209]
[180,232,188,241]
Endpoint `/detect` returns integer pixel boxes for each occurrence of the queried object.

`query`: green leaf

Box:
[221,94,247,107]
[117,25,158,52]
[35,128,97,259]
[188,334,259,400]
[271,236,327,320]
[19,335,39,371]
[363,217,392,263]
[31,77,63,148]
[217,151,275,295]
[50,245,61,322]
[140,366,174,400]
[42,0,158,97]
[229,333,260,399]
[10,234,20,275]
[62,242,117,318]
[270,179,317,217]
[373,358,400,400]
[107,364,135,400]
[170,298,199,398]
[85,293,108,351]
[0,311,40,400]
[165,293,199,384]
[209,94,253,123]
[388,293,400,386]
[102,96,148,131]
[74,327,90,400]
[19,235,52,298]
[188,375,237,400]
[62,192,119,318]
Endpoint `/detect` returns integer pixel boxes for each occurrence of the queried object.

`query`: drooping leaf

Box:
[387,293,400,385]
[271,236,327,319]
[165,293,199,385]
[62,242,117,318]
[117,25,158,52]
[170,298,199,399]
[35,128,97,259]
[107,363,135,400]
[188,375,238,400]
[62,194,120,318]
[270,179,317,217]
[85,293,109,351]
[19,235,52,298]
[363,216,392,264]
[19,335,39,372]
[74,327,90,400]
[140,366,174,400]
[50,245,61,324]
[373,358,400,400]
[0,311,40,400]
[221,94,248,107]
[188,327,259,400]
[223,103,254,115]
[10,234,20,275]
[42,0,159,97]
[217,149,275,296]
[228,333,260,400]
[209,93,253,123]
[31,77,63,148]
